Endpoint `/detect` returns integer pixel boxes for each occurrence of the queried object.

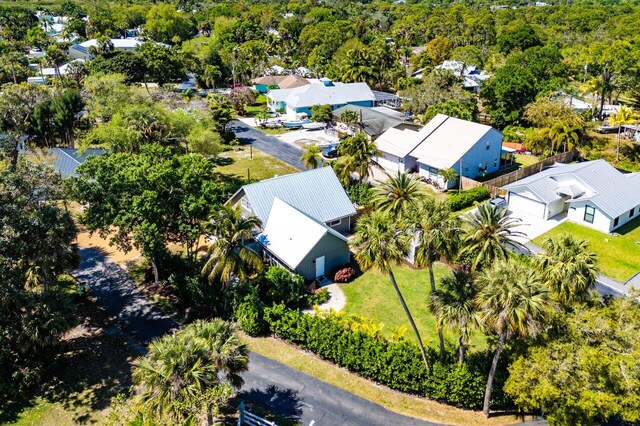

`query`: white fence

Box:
[237,402,278,426]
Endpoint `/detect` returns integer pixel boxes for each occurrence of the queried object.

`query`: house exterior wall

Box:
[547,198,565,219]
[456,129,503,180]
[375,152,405,172]
[507,191,547,218]
[326,215,352,233]
[612,204,640,230]
[567,201,612,233]
[294,233,350,280]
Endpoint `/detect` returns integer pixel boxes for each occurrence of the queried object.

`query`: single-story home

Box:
[267,80,388,120]
[69,38,156,60]
[375,114,504,188]
[50,147,107,178]
[331,105,417,139]
[251,74,310,93]
[413,60,490,93]
[226,167,357,280]
[503,160,640,233]
[256,198,350,281]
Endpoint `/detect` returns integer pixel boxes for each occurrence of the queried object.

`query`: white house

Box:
[68,38,146,60]
[375,114,504,188]
[503,160,640,233]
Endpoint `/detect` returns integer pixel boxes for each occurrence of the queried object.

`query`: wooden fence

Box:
[460,150,577,197]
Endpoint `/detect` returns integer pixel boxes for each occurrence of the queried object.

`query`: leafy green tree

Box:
[301,145,322,169]
[70,145,222,282]
[144,3,197,44]
[480,64,537,128]
[425,36,454,66]
[45,43,69,83]
[228,87,257,115]
[310,104,332,123]
[373,171,426,218]
[201,205,262,287]
[89,50,147,83]
[422,99,478,124]
[0,49,28,85]
[461,202,527,271]
[535,233,598,306]
[125,319,247,424]
[340,109,359,127]
[505,296,640,425]
[33,89,85,147]
[207,94,234,132]
[83,73,133,122]
[402,70,473,117]
[351,210,431,372]
[409,197,457,359]
[428,271,480,364]
[496,24,542,55]
[476,259,549,417]
[26,26,50,50]
[139,42,186,87]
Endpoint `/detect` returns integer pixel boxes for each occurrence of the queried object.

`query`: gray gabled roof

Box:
[232,166,356,224]
[504,160,640,218]
[51,147,107,177]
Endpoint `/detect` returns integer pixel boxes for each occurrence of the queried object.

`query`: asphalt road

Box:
[227,120,306,170]
[74,247,178,346]
[240,352,440,426]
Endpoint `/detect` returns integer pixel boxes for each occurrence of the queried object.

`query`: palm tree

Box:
[133,319,248,424]
[338,133,381,181]
[410,197,457,359]
[351,211,431,372]
[476,259,549,417]
[437,168,458,189]
[460,202,527,271]
[535,233,598,305]
[300,145,322,169]
[373,171,426,218]
[609,105,639,162]
[428,271,480,364]
[203,64,222,90]
[201,205,262,287]
[340,109,359,127]
[540,121,581,155]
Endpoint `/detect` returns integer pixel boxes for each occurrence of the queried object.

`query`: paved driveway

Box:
[506,210,567,245]
[227,120,305,170]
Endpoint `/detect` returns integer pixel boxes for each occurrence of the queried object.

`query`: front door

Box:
[315,256,325,279]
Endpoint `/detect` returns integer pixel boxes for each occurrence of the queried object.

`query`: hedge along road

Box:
[75,247,439,425]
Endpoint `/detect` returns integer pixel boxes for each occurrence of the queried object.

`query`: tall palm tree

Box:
[340,109,359,128]
[133,319,248,424]
[609,105,639,162]
[373,171,426,218]
[338,133,381,181]
[476,259,549,417]
[540,121,581,155]
[535,233,598,306]
[461,202,527,271]
[428,271,480,364]
[351,211,430,372]
[410,197,457,358]
[201,205,262,287]
[300,145,322,169]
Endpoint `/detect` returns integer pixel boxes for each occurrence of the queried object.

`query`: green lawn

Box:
[514,153,540,167]
[216,146,299,183]
[533,219,640,283]
[257,126,290,136]
[340,263,487,351]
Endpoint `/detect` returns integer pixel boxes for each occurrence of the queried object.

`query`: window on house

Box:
[328,219,342,227]
[494,158,498,168]
[241,197,252,210]
[614,217,619,227]
[486,141,490,150]
[630,208,635,218]
[584,205,595,223]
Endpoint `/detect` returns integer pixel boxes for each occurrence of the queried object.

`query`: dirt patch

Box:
[77,232,141,267]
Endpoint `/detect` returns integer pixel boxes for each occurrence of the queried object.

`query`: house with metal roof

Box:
[374,114,503,188]
[267,80,388,120]
[503,160,640,233]
[50,148,107,178]
[227,167,355,280]
[331,105,417,139]
[251,75,310,93]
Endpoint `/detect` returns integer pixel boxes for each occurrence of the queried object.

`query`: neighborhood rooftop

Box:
[230,166,356,224]
[269,82,376,109]
[503,159,640,219]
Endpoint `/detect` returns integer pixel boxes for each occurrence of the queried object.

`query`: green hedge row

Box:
[446,186,491,211]
[264,304,509,409]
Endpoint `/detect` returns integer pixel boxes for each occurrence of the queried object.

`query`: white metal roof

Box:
[256,198,348,269]
[504,160,640,218]
[269,82,375,109]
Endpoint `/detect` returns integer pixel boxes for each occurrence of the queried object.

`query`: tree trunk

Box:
[483,331,507,417]
[616,126,622,162]
[428,261,446,359]
[388,270,430,372]
[150,257,160,284]
[458,334,466,364]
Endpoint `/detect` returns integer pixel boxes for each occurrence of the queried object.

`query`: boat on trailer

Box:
[302,122,326,130]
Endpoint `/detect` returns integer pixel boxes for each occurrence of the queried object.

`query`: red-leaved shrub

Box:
[334,267,357,283]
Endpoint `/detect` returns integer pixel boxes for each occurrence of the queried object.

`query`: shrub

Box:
[446,186,490,211]
[306,288,330,306]
[334,267,357,283]
[345,179,373,207]
[263,305,508,409]
[260,266,307,309]
[235,296,266,336]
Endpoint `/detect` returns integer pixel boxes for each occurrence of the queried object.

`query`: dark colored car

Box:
[321,144,338,159]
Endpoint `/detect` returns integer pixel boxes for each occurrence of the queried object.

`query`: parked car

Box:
[321,144,339,159]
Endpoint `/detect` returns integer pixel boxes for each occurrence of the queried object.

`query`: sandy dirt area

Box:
[76,231,141,266]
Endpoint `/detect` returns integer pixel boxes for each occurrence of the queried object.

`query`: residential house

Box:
[267,80,395,120]
[375,114,504,188]
[69,38,146,60]
[251,74,310,94]
[227,167,357,280]
[503,160,640,233]
[413,60,490,93]
[50,148,107,178]
[331,105,417,140]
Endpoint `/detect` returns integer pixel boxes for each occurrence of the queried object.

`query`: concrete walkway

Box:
[303,283,346,313]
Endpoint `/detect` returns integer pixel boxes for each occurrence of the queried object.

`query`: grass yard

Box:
[341,263,487,351]
[217,146,299,183]
[514,153,540,167]
[244,334,529,426]
[533,219,640,283]
[257,126,290,136]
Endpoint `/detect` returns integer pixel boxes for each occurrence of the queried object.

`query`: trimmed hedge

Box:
[446,186,491,211]
[264,304,508,409]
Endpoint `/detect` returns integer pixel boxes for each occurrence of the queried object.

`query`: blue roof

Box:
[235,166,356,224]
[51,148,107,177]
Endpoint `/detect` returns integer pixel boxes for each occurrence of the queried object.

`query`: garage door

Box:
[508,193,546,219]
[375,154,402,172]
